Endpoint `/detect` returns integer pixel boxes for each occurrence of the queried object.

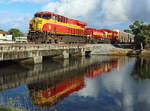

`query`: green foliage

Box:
[0,29,3,31]
[124,29,132,34]
[8,28,24,38]
[129,20,150,49]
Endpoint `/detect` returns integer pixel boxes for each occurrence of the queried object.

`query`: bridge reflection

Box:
[27,57,128,108]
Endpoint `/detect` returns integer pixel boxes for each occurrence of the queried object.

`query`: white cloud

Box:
[1,0,150,32]
[77,77,100,98]
[102,0,129,21]
[42,0,101,18]
[0,11,32,33]
[41,0,150,30]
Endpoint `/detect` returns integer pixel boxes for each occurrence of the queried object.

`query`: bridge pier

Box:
[63,50,69,59]
[81,48,85,56]
[33,56,43,64]
[63,59,69,67]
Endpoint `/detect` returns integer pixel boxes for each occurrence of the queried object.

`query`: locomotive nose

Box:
[30,18,42,31]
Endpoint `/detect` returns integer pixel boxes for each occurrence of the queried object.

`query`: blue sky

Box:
[0,0,150,33]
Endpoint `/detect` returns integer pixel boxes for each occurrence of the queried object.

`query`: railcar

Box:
[85,28,104,43]
[28,11,88,44]
[99,29,119,43]
[116,31,135,43]
[85,28,120,43]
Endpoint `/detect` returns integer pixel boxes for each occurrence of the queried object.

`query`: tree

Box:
[124,29,132,34]
[129,20,150,49]
[8,28,24,38]
[0,29,3,31]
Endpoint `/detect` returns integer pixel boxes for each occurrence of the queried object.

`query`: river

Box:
[0,56,150,111]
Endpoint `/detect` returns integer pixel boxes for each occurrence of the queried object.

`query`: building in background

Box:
[15,37,27,43]
[0,31,14,43]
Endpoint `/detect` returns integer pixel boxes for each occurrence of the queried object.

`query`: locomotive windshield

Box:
[35,14,42,18]
[42,14,51,19]
[34,14,51,19]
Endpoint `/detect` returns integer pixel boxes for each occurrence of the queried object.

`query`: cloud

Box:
[126,0,150,22]
[102,0,129,21]
[1,0,150,32]
[77,77,100,98]
[0,11,32,33]
[41,0,150,30]
[42,0,101,18]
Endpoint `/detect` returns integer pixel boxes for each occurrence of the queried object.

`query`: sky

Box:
[0,0,150,33]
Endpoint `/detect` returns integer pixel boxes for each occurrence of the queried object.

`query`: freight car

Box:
[115,30,135,43]
[85,28,120,43]
[85,28,104,43]
[27,11,88,44]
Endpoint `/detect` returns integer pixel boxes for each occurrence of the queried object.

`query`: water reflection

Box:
[0,56,150,111]
[132,57,150,80]
[28,57,124,108]
[28,74,85,108]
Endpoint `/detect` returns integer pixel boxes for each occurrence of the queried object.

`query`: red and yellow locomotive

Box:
[28,11,88,43]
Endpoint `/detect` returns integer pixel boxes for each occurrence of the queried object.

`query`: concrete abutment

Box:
[63,50,69,59]
[33,56,43,64]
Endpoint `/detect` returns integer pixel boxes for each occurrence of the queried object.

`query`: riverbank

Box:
[89,44,150,56]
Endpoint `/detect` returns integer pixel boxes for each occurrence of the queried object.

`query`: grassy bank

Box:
[0,106,25,111]
[109,49,150,57]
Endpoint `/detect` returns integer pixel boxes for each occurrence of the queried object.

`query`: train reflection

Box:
[28,57,123,108]
[87,59,119,78]
[28,74,85,108]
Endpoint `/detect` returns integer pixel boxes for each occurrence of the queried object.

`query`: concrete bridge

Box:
[0,44,92,64]
[0,43,132,64]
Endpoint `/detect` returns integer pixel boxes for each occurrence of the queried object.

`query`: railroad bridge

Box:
[0,44,92,64]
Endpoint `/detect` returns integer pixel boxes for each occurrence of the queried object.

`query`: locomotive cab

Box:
[29,12,53,32]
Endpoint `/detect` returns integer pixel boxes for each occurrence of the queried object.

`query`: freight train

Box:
[27,11,134,44]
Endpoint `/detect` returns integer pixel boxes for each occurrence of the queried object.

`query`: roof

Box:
[0,31,8,35]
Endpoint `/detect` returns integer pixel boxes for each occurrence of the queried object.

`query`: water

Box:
[0,56,150,111]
